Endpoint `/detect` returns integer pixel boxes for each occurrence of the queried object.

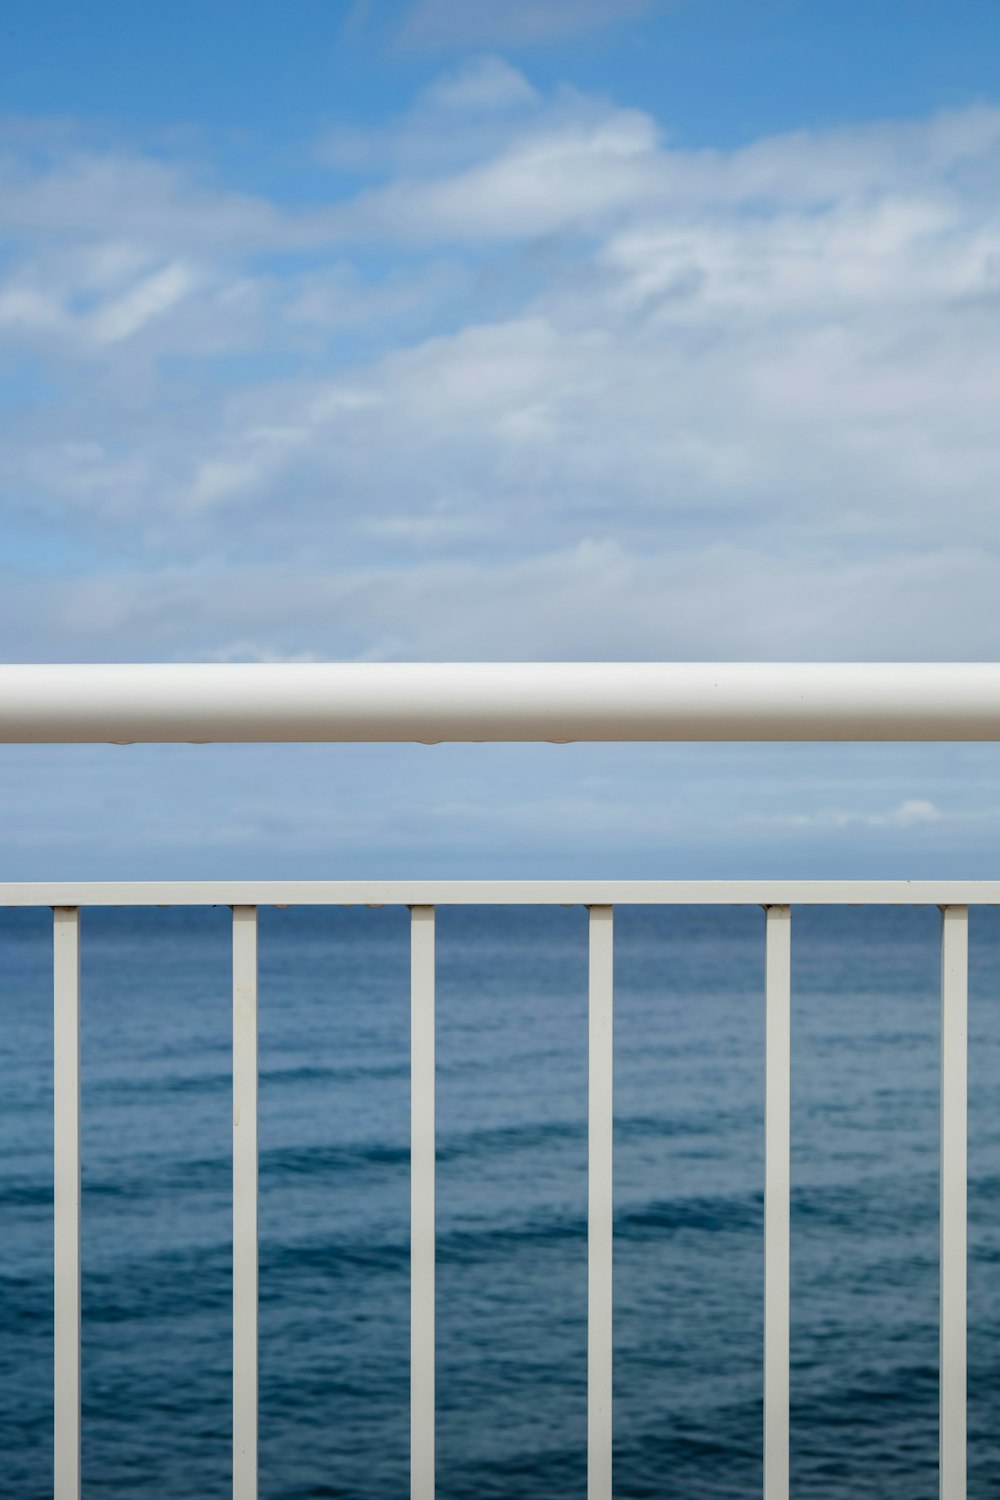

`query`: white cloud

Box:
[0,135,305,252]
[421,55,540,112]
[90,260,199,343]
[4,89,1000,673]
[318,58,545,179]
[762,799,946,831]
[6,536,1000,669]
[348,106,663,240]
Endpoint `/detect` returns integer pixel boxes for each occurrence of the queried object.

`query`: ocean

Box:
[2,903,1000,1498]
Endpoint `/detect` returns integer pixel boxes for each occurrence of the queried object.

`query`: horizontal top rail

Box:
[3,880,1000,906]
[3,662,1000,743]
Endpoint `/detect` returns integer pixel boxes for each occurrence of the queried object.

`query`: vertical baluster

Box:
[940,905,968,1500]
[233,906,258,1500]
[765,905,791,1500]
[54,907,81,1500]
[588,905,613,1500]
[411,906,436,1500]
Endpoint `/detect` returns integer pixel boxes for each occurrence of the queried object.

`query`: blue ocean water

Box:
[2,904,1000,1498]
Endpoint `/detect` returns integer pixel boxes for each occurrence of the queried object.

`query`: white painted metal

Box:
[940,906,968,1500]
[4,662,1000,743]
[588,906,614,1500]
[53,907,81,1500]
[764,907,791,1500]
[6,880,1000,908]
[232,906,258,1500]
[9,659,992,1496]
[410,907,436,1500]
[22,879,989,1499]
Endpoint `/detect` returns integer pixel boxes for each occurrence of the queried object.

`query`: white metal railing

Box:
[0,879,979,1500]
[1,661,994,1498]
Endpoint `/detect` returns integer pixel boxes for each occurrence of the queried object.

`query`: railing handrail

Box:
[4,661,1000,742]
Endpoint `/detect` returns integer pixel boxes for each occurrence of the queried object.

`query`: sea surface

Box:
[2,904,1000,1498]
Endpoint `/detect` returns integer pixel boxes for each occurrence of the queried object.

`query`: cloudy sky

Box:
[3,0,1000,878]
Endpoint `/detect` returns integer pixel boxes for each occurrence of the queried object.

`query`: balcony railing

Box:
[2,662,997,1500]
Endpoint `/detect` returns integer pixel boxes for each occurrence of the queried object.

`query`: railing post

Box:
[588,905,614,1500]
[940,905,968,1500]
[411,906,436,1500]
[232,906,258,1500]
[765,905,791,1500]
[54,906,81,1500]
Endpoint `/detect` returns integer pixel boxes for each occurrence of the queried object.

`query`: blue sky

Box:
[3,0,1000,877]
[3,1,998,157]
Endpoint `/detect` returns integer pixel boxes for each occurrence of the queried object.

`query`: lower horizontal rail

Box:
[5,880,1000,907]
